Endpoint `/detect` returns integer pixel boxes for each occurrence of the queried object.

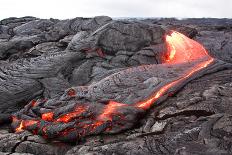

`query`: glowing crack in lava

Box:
[12,31,215,141]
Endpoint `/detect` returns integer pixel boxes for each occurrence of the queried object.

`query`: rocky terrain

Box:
[0,16,232,155]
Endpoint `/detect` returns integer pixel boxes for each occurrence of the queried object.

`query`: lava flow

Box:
[135,31,214,109]
[12,31,215,141]
[165,31,210,64]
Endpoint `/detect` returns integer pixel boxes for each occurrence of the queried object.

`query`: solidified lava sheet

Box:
[10,30,229,142]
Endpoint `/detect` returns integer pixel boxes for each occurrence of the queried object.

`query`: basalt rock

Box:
[0,16,112,60]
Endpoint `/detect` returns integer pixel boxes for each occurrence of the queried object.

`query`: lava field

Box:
[0,16,232,155]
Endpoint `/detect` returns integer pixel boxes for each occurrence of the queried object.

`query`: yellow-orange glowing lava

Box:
[98,101,125,121]
[15,119,38,133]
[42,112,54,121]
[56,106,87,123]
[15,121,24,132]
[136,58,214,110]
[135,31,214,109]
[165,31,209,64]
[136,31,214,109]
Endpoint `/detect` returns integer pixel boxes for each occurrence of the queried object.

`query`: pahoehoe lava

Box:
[10,31,230,142]
[1,17,232,155]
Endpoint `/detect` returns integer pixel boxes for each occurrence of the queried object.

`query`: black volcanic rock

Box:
[67,20,164,55]
[0,16,112,60]
[0,16,232,155]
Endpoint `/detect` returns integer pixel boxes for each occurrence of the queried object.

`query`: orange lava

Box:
[135,31,214,109]
[24,120,39,127]
[42,112,54,121]
[136,58,214,109]
[15,121,24,132]
[56,106,87,123]
[165,31,209,64]
[15,119,38,133]
[98,101,125,121]
[92,121,104,129]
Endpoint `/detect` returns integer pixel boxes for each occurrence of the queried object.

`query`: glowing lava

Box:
[15,119,38,133]
[98,101,125,121]
[12,31,215,140]
[135,31,214,109]
[15,121,23,133]
[165,31,210,64]
[136,58,214,110]
[56,106,87,123]
[67,88,76,97]
[42,112,54,121]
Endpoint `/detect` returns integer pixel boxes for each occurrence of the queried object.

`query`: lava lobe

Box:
[11,31,216,142]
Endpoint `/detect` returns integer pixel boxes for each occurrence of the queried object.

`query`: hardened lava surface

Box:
[0,17,232,155]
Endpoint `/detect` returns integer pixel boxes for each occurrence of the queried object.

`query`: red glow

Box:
[98,101,125,121]
[42,112,54,121]
[136,57,214,109]
[56,106,87,123]
[12,116,18,122]
[15,119,38,133]
[31,100,37,107]
[92,121,104,129]
[67,88,76,97]
[24,120,39,127]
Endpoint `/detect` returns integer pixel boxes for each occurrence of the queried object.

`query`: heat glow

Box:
[56,106,87,123]
[165,31,209,64]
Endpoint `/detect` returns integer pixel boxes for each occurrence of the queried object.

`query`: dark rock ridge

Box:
[0,16,232,155]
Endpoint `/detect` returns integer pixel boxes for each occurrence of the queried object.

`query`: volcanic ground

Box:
[0,16,232,155]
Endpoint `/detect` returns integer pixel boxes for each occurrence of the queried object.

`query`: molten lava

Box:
[12,31,215,141]
[15,119,38,133]
[136,31,214,109]
[98,101,125,121]
[42,112,54,121]
[56,106,87,123]
[165,31,209,64]
[136,58,214,110]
